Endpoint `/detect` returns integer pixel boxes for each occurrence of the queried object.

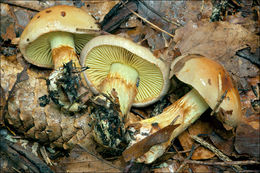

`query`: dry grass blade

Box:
[139,0,182,27]
[122,1,175,38]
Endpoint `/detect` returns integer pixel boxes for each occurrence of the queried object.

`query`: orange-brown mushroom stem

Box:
[52,46,79,69]
[49,31,79,69]
[128,89,208,163]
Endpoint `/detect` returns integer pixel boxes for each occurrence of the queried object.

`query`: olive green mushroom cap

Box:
[80,35,170,107]
[171,54,242,127]
[19,5,100,68]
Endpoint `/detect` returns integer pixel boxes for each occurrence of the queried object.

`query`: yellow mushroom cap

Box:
[19,5,100,68]
[170,54,242,127]
[80,35,170,107]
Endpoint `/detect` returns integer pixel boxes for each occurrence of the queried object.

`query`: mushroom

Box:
[126,54,242,164]
[19,5,99,69]
[19,5,100,111]
[80,35,170,115]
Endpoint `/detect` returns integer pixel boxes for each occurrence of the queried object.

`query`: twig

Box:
[139,0,182,27]
[167,145,200,155]
[130,108,145,119]
[122,2,175,38]
[176,144,196,173]
[182,160,260,166]
[39,146,53,166]
[210,90,227,116]
[1,138,53,173]
[191,135,243,172]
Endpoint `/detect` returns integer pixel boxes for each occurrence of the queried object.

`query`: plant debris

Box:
[123,124,180,162]
[235,122,260,159]
[1,0,259,172]
[40,61,89,112]
[89,93,128,156]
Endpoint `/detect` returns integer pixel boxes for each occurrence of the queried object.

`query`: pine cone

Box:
[1,57,92,150]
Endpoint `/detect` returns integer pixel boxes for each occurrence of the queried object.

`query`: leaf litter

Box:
[1,0,260,172]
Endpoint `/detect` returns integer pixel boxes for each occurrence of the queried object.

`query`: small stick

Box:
[122,2,175,38]
[176,144,196,173]
[130,109,145,119]
[182,160,260,166]
[39,146,53,166]
[210,90,227,116]
[191,135,243,171]
[139,0,182,27]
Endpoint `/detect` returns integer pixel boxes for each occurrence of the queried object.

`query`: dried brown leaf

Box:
[174,20,259,62]
[3,1,54,11]
[82,1,119,22]
[1,3,37,40]
[225,12,259,34]
[209,133,234,156]
[138,1,213,29]
[178,120,215,160]
[189,164,213,173]
[238,76,259,129]
[53,145,121,172]
[123,124,179,162]
[235,122,260,158]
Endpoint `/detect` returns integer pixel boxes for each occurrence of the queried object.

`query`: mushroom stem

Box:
[49,32,79,69]
[128,89,209,163]
[99,63,139,115]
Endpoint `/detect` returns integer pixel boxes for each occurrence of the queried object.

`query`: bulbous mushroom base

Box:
[90,99,128,156]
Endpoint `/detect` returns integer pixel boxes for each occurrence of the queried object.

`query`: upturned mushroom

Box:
[80,35,170,115]
[126,54,242,164]
[19,5,100,111]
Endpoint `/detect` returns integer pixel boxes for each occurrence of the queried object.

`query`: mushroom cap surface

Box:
[80,35,170,107]
[170,54,242,127]
[19,5,100,68]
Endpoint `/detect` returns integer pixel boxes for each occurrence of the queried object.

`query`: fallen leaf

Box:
[240,76,259,119]
[225,12,259,34]
[3,1,55,11]
[2,24,16,41]
[82,1,119,22]
[227,55,259,88]
[174,20,259,63]
[138,1,213,28]
[53,145,122,172]
[189,164,212,173]
[178,120,215,160]
[136,1,213,52]
[235,123,260,158]
[123,124,179,162]
[209,132,234,156]
[243,114,260,130]
[1,3,37,40]
[173,20,259,89]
